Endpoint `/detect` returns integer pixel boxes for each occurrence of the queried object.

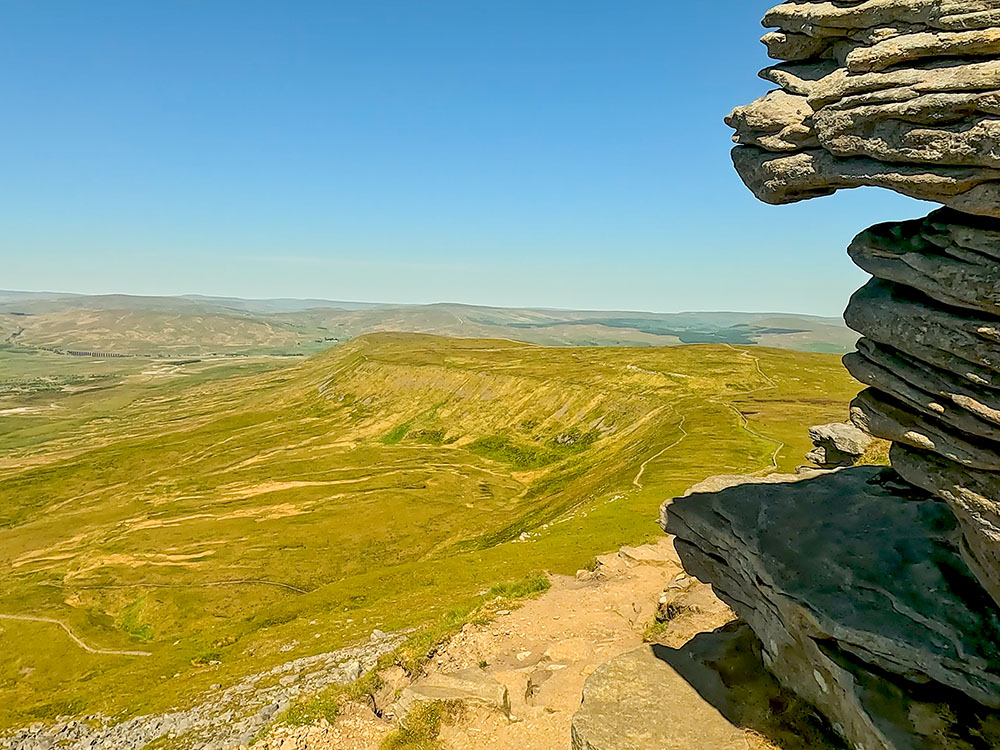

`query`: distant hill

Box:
[0,290,857,357]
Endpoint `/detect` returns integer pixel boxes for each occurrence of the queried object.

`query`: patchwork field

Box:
[0,333,861,732]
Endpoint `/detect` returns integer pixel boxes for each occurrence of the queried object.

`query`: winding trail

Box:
[0,614,152,657]
[717,345,786,476]
[43,578,311,595]
[633,414,688,490]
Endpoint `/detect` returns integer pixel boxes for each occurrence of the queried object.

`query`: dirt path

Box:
[0,613,152,657]
[632,414,688,489]
[716,345,786,476]
[254,538,739,750]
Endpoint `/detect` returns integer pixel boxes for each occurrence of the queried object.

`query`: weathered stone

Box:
[851,338,1000,428]
[728,8,1000,217]
[844,279,1000,387]
[809,422,872,456]
[891,443,1000,609]
[570,645,749,750]
[725,91,818,152]
[720,6,1000,745]
[845,28,1000,73]
[761,30,837,62]
[760,61,840,96]
[731,147,1000,216]
[846,349,1000,442]
[851,388,1000,470]
[763,1,1000,35]
[664,467,1000,750]
[395,668,509,718]
[848,214,1000,315]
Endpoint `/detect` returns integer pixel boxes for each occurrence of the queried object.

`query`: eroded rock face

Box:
[663,468,1000,750]
[701,3,1000,747]
[727,3,1000,217]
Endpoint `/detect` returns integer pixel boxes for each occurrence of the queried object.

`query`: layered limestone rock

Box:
[726,1,1000,217]
[806,421,873,467]
[661,3,1000,749]
[663,468,1000,750]
[842,208,1000,606]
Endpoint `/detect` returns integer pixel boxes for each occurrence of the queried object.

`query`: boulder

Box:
[570,645,750,750]
[807,422,872,467]
[663,467,1000,750]
[395,668,509,718]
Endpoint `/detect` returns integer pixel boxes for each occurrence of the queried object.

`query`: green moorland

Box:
[0,333,861,730]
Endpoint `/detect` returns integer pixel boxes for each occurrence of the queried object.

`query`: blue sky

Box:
[1,1,931,315]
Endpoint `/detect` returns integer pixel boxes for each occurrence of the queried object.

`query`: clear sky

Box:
[2,1,932,316]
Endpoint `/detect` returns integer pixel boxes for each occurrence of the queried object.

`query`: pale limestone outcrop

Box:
[726,3,1000,216]
[662,3,1000,748]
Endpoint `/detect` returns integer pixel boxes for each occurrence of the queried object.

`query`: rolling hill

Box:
[0,290,858,357]
[0,332,862,732]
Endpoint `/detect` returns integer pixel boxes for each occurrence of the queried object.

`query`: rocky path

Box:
[253,539,763,750]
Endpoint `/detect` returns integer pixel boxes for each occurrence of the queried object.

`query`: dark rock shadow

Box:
[652,621,848,750]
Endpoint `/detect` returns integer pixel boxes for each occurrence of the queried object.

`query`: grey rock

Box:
[845,348,1000,442]
[807,422,872,467]
[844,279,1000,387]
[850,387,1000,470]
[663,467,1000,750]
[853,338,1000,427]
[570,645,749,750]
[0,630,407,750]
[731,147,1000,216]
[892,443,1000,611]
[848,213,1000,315]
[396,668,509,718]
[727,4,1000,217]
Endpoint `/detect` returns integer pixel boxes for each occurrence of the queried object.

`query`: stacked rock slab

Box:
[726,0,1000,622]
[663,3,1000,750]
[844,208,1000,606]
[726,1,1000,218]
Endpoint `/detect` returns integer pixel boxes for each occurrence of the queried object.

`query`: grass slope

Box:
[0,333,861,730]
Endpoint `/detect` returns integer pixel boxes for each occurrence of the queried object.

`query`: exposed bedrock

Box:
[840,207,1000,609]
[662,468,1000,750]
[708,3,1000,747]
[726,2,1000,216]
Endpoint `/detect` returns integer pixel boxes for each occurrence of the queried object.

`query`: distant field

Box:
[0,333,861,730]
[0,290,858,356]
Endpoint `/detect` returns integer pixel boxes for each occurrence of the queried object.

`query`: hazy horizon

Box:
[0,286,849,320]
[1,2,930,316]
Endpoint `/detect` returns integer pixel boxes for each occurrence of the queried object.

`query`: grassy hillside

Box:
[0,333,861,730]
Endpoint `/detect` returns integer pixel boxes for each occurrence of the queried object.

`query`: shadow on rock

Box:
[652,621,847,750]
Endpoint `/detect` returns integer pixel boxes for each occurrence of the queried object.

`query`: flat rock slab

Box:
[396,668,509,718]
[664,467,1000,750]
[570,645,749,750]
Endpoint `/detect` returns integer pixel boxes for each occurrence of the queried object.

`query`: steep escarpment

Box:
[663,4,1000,750]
